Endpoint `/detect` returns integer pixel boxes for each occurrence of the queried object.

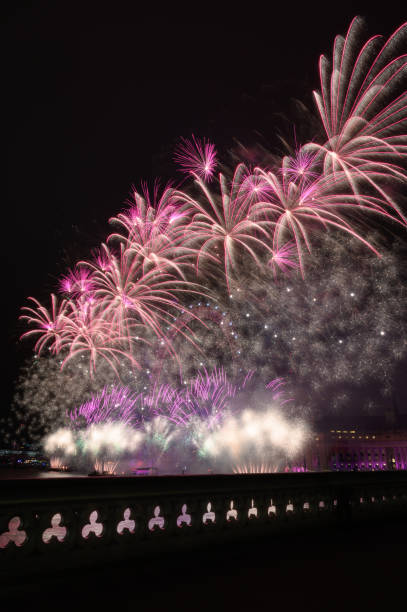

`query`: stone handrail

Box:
[1,471,406,578]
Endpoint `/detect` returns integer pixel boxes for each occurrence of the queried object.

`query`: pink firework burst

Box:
[268,241,299,277]
[138,383,184,423]
[108,184,195,279]
[307,17,407,220]
[69,386,141,427]
[82,242,207,366]
[118,183,183,238]
[175,164,273,288]
[59,267,95,297]
[59,299,140,376]
[174,135,217,181]
[158,367,238,428]
[238,172,275,205]
[92,247,113,273]
[20,294,68,355]
[253,164,406,272]
[282,150,319,183]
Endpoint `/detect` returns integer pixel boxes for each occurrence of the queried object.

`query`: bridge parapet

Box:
[1,472,406,578]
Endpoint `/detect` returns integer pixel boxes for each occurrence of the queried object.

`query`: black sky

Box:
[4,2,407,411]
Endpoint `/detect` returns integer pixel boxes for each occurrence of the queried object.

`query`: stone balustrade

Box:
[1,471,406,578]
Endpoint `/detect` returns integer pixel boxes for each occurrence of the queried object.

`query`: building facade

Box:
[305,414,407,471]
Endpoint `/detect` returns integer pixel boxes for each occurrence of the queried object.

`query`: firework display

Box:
[41,371,307,474]
[13,18,407,472]
[68,386,141,427]
[201,408,307,469]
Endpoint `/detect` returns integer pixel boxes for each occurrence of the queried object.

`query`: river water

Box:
[0,468,88,479]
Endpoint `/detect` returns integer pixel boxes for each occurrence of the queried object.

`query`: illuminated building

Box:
[306,410,407,472]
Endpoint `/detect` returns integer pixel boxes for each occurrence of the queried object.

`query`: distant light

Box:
[246,313,250,317]
[380,330,385,336]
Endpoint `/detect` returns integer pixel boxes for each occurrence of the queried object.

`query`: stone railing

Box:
[1,471,407,578]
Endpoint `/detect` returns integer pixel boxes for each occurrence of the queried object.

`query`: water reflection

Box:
[0,468,87,479]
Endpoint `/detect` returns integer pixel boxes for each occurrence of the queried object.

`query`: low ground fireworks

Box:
[41,369,307,474]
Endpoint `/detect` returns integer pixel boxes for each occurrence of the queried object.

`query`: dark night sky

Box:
[4,2,407,413]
